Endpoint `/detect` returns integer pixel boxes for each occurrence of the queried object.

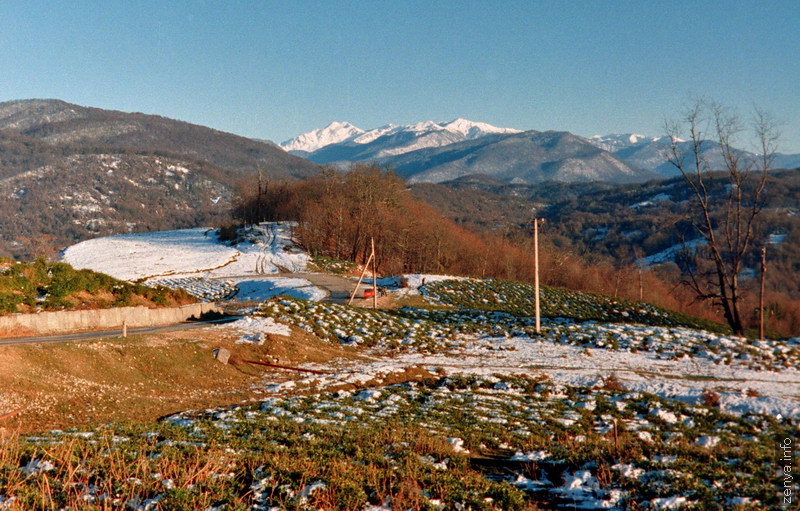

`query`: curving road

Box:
[1,272,359,346]
[0,316,242,346]
[275,272,356,303]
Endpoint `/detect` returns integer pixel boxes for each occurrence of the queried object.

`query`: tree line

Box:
[228,165,728,328]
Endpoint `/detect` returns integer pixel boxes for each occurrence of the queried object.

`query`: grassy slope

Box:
[0,278,795,509]
[2,373,792,509]
[0,323,355,432]
[0,258,195,315]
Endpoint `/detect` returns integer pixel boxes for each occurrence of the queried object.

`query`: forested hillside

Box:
[0,99,320,259]
[412,169,800,334]
[229,165,752,331]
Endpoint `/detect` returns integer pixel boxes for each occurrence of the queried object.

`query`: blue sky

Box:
[2,1,799,151]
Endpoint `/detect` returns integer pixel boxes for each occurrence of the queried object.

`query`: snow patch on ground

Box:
[378,273,471,296]
[229,316,292,338]
[61,222,310,283]
[637,238,706,267]
[233,277,326,302]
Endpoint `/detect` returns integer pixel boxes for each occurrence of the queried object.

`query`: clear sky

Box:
[2,1,799,151]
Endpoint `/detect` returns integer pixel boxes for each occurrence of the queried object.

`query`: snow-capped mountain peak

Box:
[404,120,443,133]
[280,121,364,153]
[351,124,399,144]
[442,118,521,139]
[281,118,522,155]
[588,133,662,152]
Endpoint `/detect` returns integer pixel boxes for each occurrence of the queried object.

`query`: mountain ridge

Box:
[280,118,520,155]
[0,99,320,180]
[0,98,321,259]
[284,120,800,181]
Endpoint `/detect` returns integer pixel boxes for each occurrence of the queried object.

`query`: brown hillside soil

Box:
[0,324,360,434]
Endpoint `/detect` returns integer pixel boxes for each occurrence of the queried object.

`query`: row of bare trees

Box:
[230,165,707,318]
[234,165,498,275]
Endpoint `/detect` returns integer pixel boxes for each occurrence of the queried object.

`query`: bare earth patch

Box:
[0,323,359,433]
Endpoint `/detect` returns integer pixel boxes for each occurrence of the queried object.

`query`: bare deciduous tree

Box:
[666,100,778,334]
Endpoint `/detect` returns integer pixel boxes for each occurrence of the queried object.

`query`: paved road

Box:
[277,272,356,303]
[0,316,241,346]
[0,272,358,346]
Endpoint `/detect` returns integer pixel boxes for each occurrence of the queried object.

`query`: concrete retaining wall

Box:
[0,302,220,337]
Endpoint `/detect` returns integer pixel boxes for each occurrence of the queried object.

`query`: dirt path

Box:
[208,272,357,304]
[277,272,355,303]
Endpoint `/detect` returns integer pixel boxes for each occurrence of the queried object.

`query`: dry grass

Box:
[702,388,722,408]
[599,373,627,392]
[0,323,358,433]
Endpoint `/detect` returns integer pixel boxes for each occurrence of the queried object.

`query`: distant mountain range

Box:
[280,119,521,155]
[282,120,647,184]
[588,133,800,177]
[282,121,800,184]
[1,98,798,260]
[0,99,320,259]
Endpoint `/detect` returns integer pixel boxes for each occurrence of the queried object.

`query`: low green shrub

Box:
[0,259,194,314]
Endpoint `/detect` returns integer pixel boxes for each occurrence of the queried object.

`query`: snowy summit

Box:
[280,121,365,153]
[280,118,520,154]
[587,133,686,152]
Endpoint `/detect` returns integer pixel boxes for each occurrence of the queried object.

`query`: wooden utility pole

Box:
[347,237,378,308]
[638,267,643,302]
[371,237,378,309]
[760,246,767,342]
[347,251,373,306]
[533,214,541,334]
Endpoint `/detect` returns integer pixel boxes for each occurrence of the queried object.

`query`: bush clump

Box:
[0,258,194,314]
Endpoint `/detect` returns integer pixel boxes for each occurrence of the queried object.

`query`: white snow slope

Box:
[280,121,365,153]
[280,118,521,154]
[60,222,324,300]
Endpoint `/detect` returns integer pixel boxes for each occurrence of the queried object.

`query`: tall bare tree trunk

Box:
[666,100,776,335]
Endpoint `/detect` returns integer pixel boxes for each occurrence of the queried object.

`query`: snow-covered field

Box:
[290,332,800,419]
[61,222,309,281]
[243,299,800,420]
[60,222,326,302]
[61,227,235,281]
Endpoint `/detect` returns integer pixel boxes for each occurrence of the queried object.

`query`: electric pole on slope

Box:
[347,236,379,309]
[760,246,767,342]
[371,236,378,309]
[532,210,542,334]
